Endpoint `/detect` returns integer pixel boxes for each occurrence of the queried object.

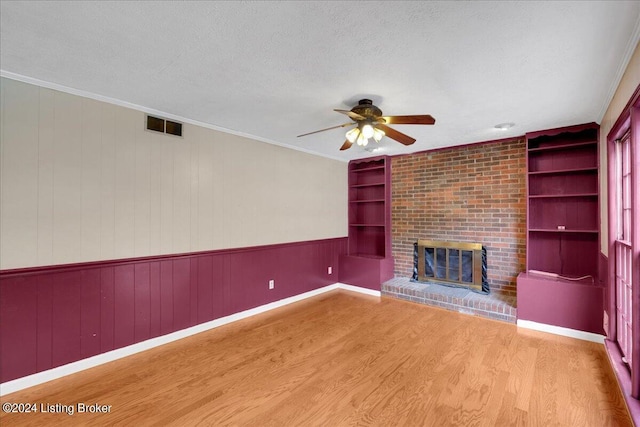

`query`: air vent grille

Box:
[146,115,165,133]
[146,115,183,137]
[165,120,182,136]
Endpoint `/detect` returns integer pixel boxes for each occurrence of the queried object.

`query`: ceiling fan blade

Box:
[334,109,366,121]
[339,140,353,151]
[382,115,436,125]
[297,122,354,138]
[376,123,416,146]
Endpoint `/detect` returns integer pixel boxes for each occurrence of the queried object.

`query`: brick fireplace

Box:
[413,239,488,293]
[382,137,526,322]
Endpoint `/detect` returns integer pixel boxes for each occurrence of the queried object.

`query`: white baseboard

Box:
[517,319,605,343]
[336,282,382,297]
[0,282,377,396]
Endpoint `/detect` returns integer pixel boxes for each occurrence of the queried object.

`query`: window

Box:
[607,88,639,398]
[614,131,633,367]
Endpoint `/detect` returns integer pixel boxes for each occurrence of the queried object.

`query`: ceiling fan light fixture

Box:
[298,99,435,150]
[373,128,385,142]
[361,123,375,139]
[345,127,360,143]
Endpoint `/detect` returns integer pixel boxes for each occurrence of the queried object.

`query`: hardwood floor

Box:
[0,290,631,426]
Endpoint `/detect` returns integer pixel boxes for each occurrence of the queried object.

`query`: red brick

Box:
[391,138,526,296]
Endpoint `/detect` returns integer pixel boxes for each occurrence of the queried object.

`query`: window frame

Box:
[607,84,640,397]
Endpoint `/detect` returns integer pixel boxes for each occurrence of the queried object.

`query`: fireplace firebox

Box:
[412,240,489,293]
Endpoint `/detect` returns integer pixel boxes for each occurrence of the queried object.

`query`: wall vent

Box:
[146,115,183,137]
[165,120,182,137]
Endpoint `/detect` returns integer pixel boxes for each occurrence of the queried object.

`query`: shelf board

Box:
[350,199,385,203]
[350,182,385,188]
[347,253,386,259]
[350,223,385,227]
[351,165,385,173]
[529,228,599,233]
[528,166,598,175]
[529,193,598,198]
[518,271,596,285]
[528,141,597,153]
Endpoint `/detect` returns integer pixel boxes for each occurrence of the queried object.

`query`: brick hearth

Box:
[382,277,516,323]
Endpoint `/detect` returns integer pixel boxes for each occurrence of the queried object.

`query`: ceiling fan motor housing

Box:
[351,99,382,119]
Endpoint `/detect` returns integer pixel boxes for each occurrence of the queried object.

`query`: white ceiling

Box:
[1,1,639,161]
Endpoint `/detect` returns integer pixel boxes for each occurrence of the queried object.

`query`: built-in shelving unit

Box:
[347,157,391,259]
[517,123,603,334]
[525,123,600,278]
[339,155,394,290]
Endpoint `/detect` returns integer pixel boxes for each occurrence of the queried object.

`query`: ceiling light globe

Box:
[345,128,359,143]
[356,133,366,146]
[361,124,374,139]
[373,128,385,142]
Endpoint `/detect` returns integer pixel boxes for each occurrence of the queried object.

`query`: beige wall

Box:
[599,42,640,256]
[0,78,348,270]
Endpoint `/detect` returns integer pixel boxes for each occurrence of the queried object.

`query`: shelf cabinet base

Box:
[339,255,394,291]
[516,272,604,334]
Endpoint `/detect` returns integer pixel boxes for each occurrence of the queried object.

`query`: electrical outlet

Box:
[328,266,332,275]
[269,279,274,290]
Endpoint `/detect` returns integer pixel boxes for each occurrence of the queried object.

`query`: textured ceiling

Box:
[1,1,639,161]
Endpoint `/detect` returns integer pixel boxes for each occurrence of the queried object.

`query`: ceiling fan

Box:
[297,99,435,151]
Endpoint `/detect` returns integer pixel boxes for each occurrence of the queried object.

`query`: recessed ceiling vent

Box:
[146,115,183,137]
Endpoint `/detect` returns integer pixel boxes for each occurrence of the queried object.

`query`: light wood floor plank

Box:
[0,290,632,426]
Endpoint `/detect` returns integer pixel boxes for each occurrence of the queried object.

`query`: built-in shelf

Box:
[528,167,598,175]
[351,183,385,188]
[352,165,386,172]
[527,140,597,153]
[347,156,391,260]
[349,253,386,259]
[518,122,602,336]
[529,193,598,198]
[350,199,385,203]
[529,228,599,233]
[340,155,394,290]
[524,123,600,279]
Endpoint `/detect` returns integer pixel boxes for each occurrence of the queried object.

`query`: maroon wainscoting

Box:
[516,272,604,334]
[0,238,347,383]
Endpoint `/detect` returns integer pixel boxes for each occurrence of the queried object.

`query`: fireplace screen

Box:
[413,240,488,293]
